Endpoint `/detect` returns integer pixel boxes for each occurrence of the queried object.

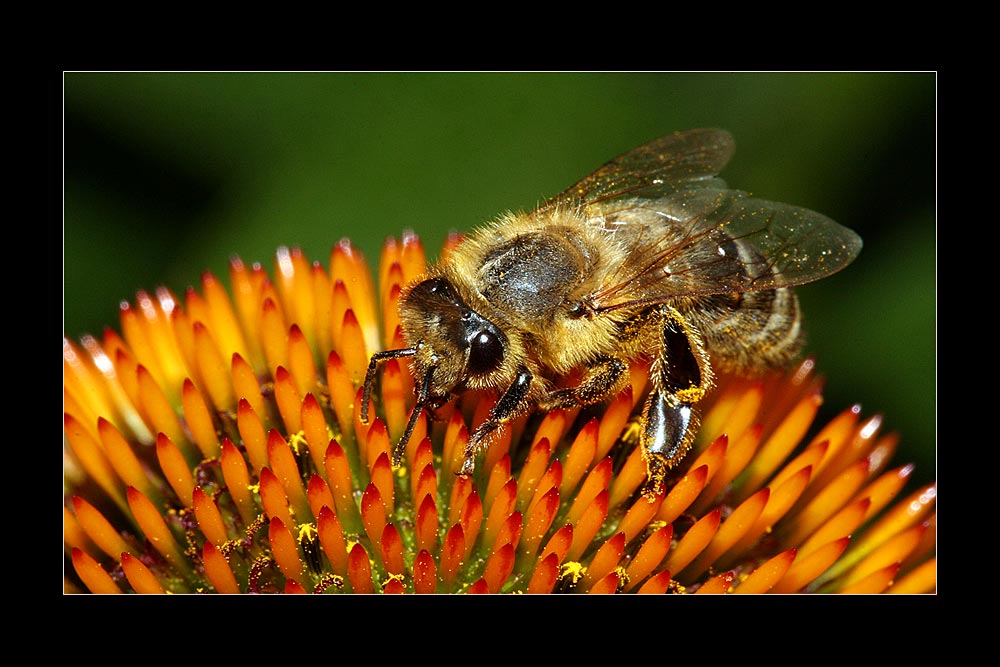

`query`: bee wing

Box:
[537,128,736,215]
[589,188,863,311]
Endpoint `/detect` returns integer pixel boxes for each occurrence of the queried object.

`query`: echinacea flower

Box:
[63,234,936,594]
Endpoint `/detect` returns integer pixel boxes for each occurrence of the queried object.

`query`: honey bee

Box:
[362,128,862,493]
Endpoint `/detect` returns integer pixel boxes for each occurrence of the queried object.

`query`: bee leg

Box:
[361,347,417,424]
[460,365,533,476]
[538,356,628,410]
[641,306,713,496]
[390,364,435,466]
[641,390,700,495]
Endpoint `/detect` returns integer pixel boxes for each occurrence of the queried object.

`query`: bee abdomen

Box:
[702,286,803,370]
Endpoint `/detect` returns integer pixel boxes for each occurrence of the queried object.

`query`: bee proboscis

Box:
[362,128,862,493]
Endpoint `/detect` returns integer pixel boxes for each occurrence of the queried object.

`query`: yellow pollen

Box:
[560,561,585,584]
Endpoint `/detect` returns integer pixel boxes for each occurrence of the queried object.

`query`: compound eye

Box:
[467,329,504,375]
[427,278,456,301]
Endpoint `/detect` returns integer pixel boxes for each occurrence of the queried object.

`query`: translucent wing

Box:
[586,184,863,311]
[529,128,861,311]
[537,128,736,216]
[712,195,863,290]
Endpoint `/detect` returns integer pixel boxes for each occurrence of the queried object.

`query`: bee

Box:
[362,128,862,494]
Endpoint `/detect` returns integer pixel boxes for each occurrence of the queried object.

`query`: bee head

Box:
[399,277,507,393]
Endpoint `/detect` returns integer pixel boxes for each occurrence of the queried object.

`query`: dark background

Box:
[63,72,936,486]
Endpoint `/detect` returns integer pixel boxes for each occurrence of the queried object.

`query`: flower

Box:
[63,235,936,594]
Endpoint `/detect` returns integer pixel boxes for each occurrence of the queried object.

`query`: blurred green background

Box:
[63,72,936,486]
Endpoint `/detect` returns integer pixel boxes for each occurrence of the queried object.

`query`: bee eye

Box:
[427,278,454,299]
[467,329,503,375]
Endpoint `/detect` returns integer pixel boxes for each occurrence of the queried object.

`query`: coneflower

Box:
[63,236,936,594]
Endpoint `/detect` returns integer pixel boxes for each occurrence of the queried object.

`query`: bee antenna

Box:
[361,347,417,424]
[393,364,435,467]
